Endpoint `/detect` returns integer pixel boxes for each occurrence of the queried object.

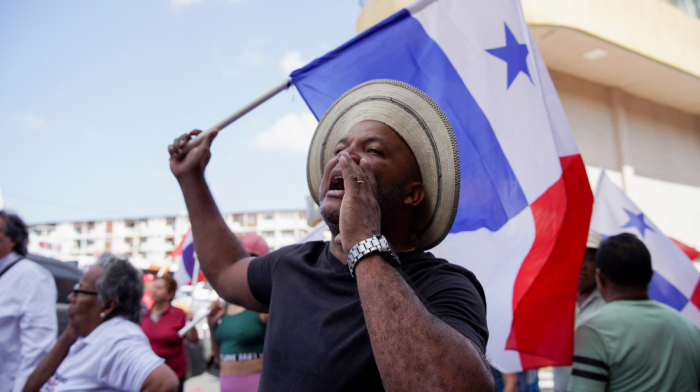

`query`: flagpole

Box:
[593,167,606,196]
[182,78,292,154]
[191,252,200,285]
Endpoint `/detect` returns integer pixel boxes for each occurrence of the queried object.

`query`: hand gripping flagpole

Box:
[175,80,291,337]
[181,78,293,154]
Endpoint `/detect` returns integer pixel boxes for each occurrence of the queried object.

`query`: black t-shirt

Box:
[247,241,488,392]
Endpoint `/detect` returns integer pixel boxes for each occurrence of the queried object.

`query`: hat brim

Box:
[307,79,460,250]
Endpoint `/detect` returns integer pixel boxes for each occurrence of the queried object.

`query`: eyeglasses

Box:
[72,283,98,296]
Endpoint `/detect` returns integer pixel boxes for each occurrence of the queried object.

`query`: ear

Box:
[403,181,425,208]
[100,299,118,318]
[595,269,608,298]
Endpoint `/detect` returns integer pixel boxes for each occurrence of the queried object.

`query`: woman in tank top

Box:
[208,301,267,392]
[207,232,270,392]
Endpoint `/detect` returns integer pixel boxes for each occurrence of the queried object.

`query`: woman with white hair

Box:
[23,254,179,392]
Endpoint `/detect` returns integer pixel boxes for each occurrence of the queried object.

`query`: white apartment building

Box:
[28,209,311,270]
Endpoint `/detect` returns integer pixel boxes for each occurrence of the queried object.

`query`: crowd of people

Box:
[1,80,699,391]
[0,209,272,392]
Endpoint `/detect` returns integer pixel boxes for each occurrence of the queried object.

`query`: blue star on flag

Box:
[486,23,532,88]
[621,209,655,238]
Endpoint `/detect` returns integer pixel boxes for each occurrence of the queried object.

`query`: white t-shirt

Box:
[40,317,164,392]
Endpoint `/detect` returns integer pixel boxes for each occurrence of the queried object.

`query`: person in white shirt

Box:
[23,253,179,392]
[0,211,58,392]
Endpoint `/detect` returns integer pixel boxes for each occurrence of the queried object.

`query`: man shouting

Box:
[169,80,493,391]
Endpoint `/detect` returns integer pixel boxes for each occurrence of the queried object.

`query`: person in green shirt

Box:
[568,233,700,392]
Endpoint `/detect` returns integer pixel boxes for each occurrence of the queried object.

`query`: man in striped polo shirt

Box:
[568,233,700,392]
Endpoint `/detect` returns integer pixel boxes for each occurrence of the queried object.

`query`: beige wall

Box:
[553,71,700,249]
[625,96,700,187]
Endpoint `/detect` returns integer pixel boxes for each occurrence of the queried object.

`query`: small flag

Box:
[172,229,205,287]
[590,171,700,327]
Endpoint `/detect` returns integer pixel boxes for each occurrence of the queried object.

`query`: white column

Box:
[610,88,634,193]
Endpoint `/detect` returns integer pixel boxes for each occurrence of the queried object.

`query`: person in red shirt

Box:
[141,275,198,391]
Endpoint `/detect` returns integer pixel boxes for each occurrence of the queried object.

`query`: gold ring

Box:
[357,180,365,185]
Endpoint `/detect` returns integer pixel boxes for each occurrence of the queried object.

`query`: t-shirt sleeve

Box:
[247,251,280,307]
[567,323,608,392]
[99,334,165,391]
[419,265,489,353]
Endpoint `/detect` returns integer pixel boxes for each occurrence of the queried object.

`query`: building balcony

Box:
[661,0,699,17]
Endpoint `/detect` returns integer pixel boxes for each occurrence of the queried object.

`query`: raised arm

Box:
[337,152,494,391]
[168,130,264,312]
[206,300,226,366]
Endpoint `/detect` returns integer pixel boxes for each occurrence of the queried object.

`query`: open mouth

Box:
[329,175,345,191]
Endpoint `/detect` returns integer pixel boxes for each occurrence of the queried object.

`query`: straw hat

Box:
[306,79,460,250]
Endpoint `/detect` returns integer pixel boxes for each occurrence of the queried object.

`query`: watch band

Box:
[347,235,400,277]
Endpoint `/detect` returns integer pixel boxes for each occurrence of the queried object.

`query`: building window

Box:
[248,214,257,226]
[166,218,176,230]
[74,223,82,234]
[139,237,147,244]
[233,214,244,225]
[125,220,135,228]
[166,236,175,245]
[262,231,275,239]
[125,237,133,247]
[87,222,95,230]
[86,239,94,246]
[263,213,274,220]
[281,230,295,237]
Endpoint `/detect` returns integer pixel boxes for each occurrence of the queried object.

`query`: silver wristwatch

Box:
[347,235,400,277]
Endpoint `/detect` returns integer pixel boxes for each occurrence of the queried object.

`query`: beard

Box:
[321,183,403,236]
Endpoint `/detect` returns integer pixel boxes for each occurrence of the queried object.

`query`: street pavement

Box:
[183,367,554,391]
[184,372,219,392]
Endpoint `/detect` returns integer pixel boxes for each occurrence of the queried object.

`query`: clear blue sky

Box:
[0,0,362,224]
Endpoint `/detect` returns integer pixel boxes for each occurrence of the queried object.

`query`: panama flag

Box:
[590,171,700,326]
[171,229,205,287]
[291,0,593,372]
